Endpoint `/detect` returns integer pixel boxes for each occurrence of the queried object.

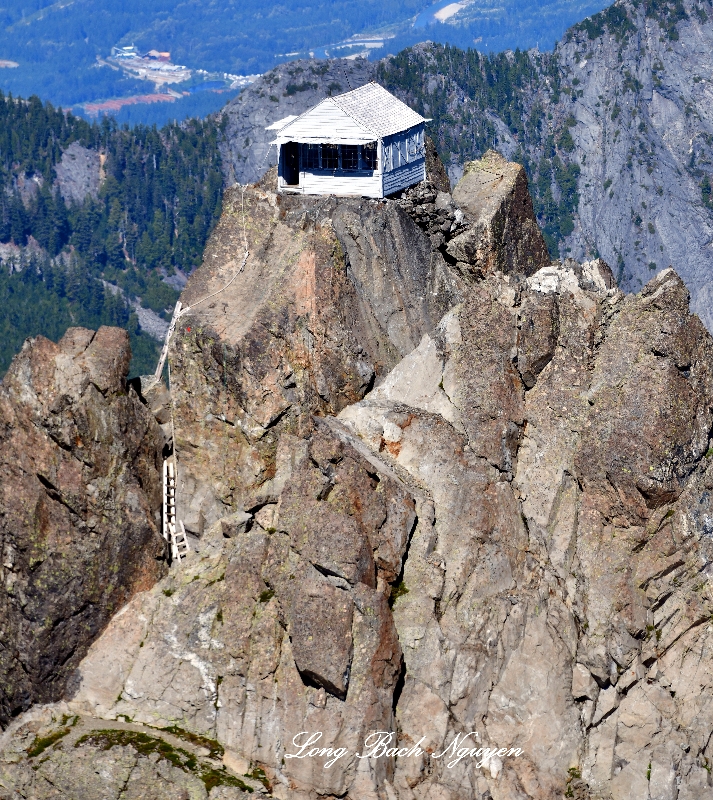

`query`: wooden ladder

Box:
[163,460,189,563]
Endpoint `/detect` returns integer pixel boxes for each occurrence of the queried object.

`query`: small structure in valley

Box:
[268,82,429,198]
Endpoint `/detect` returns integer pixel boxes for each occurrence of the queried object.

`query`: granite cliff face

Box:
[0,326,166,727]
[376,0,713,331]
[542,0,713,332]
[2,154,713,800]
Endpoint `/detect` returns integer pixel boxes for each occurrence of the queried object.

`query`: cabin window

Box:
[304,144,320,169]
[341,145,358,171]
[300,142,380,172]
[408,134,418,157]
[362,142,378,170]
[322,144,339,170]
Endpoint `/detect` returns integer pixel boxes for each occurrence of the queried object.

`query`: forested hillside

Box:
[377,45,579,255]
[0,93,224,375]
[375,0,713,330]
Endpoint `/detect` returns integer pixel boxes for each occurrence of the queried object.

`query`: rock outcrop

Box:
[218,0,713,333]
[0,326,166,727]
[446,150,551,278]
[3,155,713,800]
[54,142,102,205]
[373,0,713,331]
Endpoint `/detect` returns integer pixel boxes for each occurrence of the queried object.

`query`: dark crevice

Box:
[638,560,686,590]
[388,511,418,608]
[262,405,291,432]
[36,473,80,516]
[649,590,673,613]
[591,673,611,691]
[126,376,146,402]
[43,431,74,455]
[361,368,376,396]
[392,657,406,713]
[295,664,348,701]
[313,562,349,585]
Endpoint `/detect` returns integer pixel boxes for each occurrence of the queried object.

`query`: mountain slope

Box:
[378,0,713,329]
[3,150,713,800]
[0,96,224,376]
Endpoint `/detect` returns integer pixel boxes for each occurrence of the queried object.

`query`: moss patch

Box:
[75,729,251,792]
[159,725,225,759]
[248,765,270,790]
[389,580,409,608]
[27,727,71,758]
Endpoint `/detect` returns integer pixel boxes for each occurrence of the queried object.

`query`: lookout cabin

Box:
[268,82,429,198]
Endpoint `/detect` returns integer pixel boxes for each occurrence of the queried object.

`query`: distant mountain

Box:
[0,0,611,117]
[218,0,713,332]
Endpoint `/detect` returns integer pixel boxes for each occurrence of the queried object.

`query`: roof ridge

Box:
[271,82,426,142]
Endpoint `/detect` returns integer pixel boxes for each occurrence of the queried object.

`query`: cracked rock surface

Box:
[0,326,166,727]
[3,156,713,800]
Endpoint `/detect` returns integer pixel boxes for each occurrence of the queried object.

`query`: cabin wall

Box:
[382,159,426,195]
[276,99,369,142]
[280,170,383,198]
[276,121,427,197]
[381,124,426,195]
[381,126,424,172]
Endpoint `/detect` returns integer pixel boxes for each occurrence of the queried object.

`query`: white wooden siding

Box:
[382,158,426,195]
[280,170,383,198]
[273,99,373,144]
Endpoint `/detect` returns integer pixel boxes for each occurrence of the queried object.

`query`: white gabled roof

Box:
[265,114,299,130]
[271,82,427,145]
[332,82,426,138]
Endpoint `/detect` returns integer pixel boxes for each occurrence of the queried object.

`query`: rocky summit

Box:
[219,0,713,335]
[2,151,713,800]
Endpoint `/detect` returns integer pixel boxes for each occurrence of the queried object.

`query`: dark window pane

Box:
[304,144,320,169]
[342,145,358,171]
[322,144,338,170]
[363,142,377,170]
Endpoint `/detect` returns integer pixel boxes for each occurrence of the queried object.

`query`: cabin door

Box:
[282,142,300,186]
